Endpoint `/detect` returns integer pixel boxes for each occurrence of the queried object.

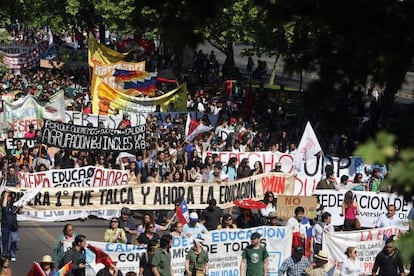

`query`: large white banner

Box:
[64,226,292,276]
[207,151,383,196]
[313,190,411,229]
[2,92,65,137]
[18,209,120,222]
[64,111,147,128]
[19,166,129,188]
[324,227,401,274]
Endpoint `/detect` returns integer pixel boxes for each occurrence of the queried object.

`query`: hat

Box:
[267,211,278,218]
[230,118,236,124]
[41,255,53,263]
[314,250,329,262]
[250,232,261,240]
[189,212,199,220]
[275,162,282,167]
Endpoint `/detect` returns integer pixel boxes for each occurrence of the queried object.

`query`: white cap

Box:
[189,212,199,220]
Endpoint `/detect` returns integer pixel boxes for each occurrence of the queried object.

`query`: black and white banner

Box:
[40,119,146,152]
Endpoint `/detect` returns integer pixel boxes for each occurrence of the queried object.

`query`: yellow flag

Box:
[88,36,128,68]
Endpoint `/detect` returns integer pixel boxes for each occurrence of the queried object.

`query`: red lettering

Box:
[262,153,274,172]
[261,175,286,194]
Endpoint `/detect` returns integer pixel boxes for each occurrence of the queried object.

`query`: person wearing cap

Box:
[185,238,209,276]
[304,250,329,276]
[118,207,138,244]
[200,198,223,231]
[278,246,311,276]
[40,255,56,276]
[183,212,207,237]
[240,232,269,276]
[312,212,333,254]
[266,212,283,226]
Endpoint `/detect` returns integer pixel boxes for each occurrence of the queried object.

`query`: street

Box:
[10,218,110,274]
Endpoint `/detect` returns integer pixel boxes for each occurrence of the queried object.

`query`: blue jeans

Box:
[1,227,18,257]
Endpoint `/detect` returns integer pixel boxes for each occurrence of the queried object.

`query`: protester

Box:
[53,224,78,267]
[200,198,223,231]
[240,232,269,276]
[376,204,403,229]
[271,162,283,173]
[96,262,123,276]
[339,247,363,276]
[250,160,263,176]
[139,240,158,276]
[183,212,207,237]
[185,239,209,276]
[341,190,360,231]
[61,234,87,276]
[259,191,277,217]
[171,222,185,237]
[372,239,405,276]
[217,214,237,229]
[266,212,283,226]
[312,212,334,254]
[278,246,310,276]
[137,222,160,246]
[367,168,384,192]
[137,213,168,234]
[118,207,138,244]
[0,256,11,276]
[40,255,57,276]
[304,250,329,276]
[236,208,259,229]
[316,165,337,189]
[151,234,173,276]
[207,161,228,183]
[286,206,311,255]
[1,191,21,262]
[104,217,127,244]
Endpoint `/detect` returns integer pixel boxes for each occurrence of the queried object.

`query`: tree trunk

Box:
[268,54,280,85]
[380,70,407,128]
[222,42,238,80]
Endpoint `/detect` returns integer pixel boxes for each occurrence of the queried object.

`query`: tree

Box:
[259,0,414,128]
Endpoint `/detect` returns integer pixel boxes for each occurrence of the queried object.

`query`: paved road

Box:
[197,42,414,99]
[10,218,109,274]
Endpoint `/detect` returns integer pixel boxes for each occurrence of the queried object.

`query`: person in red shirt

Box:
[24,124,36,138]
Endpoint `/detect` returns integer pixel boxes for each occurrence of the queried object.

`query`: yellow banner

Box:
[91,72,187,114]
[10,172,295,211]
[88,36,128,68]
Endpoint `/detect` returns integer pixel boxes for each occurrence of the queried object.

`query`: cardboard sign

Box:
[276,195,318,219]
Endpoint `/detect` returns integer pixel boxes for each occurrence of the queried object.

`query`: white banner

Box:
[207,151,383,196]
[324,227,401,274]
[64,111,147,128]
[19,166,130,188]
[313,190,411,229]
[2,92,65,137]
[18,209,120,222]
[63,226,292,276]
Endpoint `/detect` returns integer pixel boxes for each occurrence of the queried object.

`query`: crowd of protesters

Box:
[0,24,410,275]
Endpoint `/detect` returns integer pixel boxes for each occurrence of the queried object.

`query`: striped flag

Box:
[176,200,190,225]
[56,260,72,276]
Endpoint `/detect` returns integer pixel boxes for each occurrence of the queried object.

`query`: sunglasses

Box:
[148,225,154,229]
[111,221,118,223]
[227,217,233,221]
[353,251,357,254]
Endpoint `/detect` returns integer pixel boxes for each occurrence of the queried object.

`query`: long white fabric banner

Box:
[64,226,292,276]
[64,111,147,128]
[323,227,401,274]
[207,151,385,196]
[313,190,411,229]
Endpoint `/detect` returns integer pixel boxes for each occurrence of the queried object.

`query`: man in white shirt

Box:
[376,204,402,228]
[208,161,229,183]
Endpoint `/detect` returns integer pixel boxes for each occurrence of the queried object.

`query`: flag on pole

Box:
[184,113,212,142]
[56,260,72,276]
[27,262,46,276]
[14,184,43,207]
[176,200,190,225]
[294,121,322,172]
[87,244,114,267]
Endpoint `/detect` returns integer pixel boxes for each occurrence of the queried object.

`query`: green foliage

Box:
[354,132,396,164]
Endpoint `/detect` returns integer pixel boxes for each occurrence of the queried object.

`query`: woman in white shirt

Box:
[340,246,364,276]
